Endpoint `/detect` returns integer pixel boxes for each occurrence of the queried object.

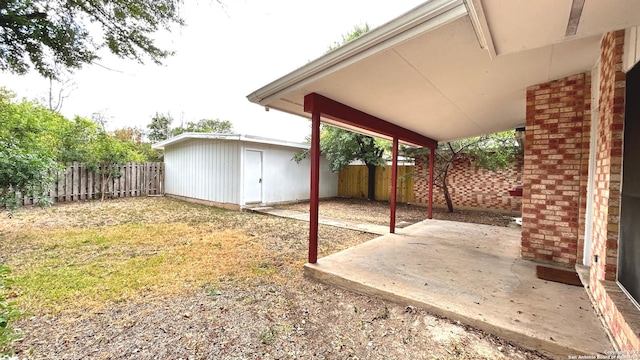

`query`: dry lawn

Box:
[0,197,544,359]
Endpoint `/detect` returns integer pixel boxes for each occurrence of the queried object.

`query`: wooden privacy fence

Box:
[20,162,164,206]
[338,165,414,203]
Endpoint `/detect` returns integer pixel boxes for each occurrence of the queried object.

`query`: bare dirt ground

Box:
[0,197,544,360]
[280,197,519,228]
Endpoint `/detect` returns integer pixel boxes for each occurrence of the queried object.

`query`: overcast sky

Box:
[2,0,426,142]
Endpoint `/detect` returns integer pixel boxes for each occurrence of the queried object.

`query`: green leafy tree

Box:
[113,126,163,162]
[0,0,185,79]
[87,131,138,201]
[0,88,63,214]
[295,125,388,200]
[0,142,57,214]
[147,112,174,143]
[328,23,370,52]
[173,118,234,135]
[148,115,235,142]
[405,131,522,212]
[112,126,145,144]
[57,116,101,163]
[295,23,387,200]
[56,117,148,200]
[0,89,159,213]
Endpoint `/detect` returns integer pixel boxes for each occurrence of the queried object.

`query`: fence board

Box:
[119,164,125,197]
[17,162,164,206]
[72,162,79,201]
[133,163,139,197]
[79,163,86,200]
[338,165,414,203]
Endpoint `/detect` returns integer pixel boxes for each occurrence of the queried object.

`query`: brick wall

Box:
[521,73,590,266]
[577,73,592,262]
[591,30,625,283]
[413,155,522,212]
[588,30,638,351]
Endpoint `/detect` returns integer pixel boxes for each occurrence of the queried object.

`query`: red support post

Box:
[390,137,399,233]
[309,112,321,263]
[428,145,435,219]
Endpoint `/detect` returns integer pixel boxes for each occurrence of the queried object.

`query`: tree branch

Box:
[25,12,48,20]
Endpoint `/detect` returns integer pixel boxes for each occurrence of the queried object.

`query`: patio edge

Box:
[304,262,594,359]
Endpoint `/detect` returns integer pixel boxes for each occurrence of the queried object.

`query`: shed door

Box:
[244,150,263,204]
[619,62,640,308]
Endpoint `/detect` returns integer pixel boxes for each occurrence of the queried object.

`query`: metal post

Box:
[390,137,399,233]
[309,112,321,263]
[428,145,435,219]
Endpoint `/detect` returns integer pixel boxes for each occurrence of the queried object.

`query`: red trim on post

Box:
[304,93,437,148]
[309,111,321,264]
[390,137,399,233]
[428,145,435,219]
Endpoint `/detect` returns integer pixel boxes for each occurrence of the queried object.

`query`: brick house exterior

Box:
[413,155,523,213]
[522,73,590,265]
[249,2,640,351]
[522,29,639,350]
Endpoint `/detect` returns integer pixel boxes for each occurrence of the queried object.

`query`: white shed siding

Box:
[240,143,338,205]
[161,135,338,207]
[164,139,240,204]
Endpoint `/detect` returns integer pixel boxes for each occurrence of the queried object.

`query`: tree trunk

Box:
[442,181,454,212]
[440,166,454,212]
[366,163,377,201]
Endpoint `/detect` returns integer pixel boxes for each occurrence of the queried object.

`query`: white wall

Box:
[624,26,640,72]
[164,138,338,207]
[240,142,338,205]
[164,139,241,204]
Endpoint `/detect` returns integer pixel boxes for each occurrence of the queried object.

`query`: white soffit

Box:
[480,0,640,56]
[257,15,600,141]
[247,0,634,142]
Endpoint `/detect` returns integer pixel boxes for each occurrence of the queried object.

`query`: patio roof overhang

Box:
[247,0,640,142]
[247,0,640,263]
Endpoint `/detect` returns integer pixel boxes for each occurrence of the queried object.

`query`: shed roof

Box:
[151,133,310,150]
[247,0,640,142]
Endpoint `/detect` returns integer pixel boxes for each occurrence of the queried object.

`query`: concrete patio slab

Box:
[304,219,613,359]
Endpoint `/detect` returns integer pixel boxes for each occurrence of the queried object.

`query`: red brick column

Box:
[591,30,625,283]
[522,74,589,266]
[588,30,638,351]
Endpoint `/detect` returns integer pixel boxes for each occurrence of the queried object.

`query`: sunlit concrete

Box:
[305,219,613,358]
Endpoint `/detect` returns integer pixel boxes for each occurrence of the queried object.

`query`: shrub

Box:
[0,265,22,356]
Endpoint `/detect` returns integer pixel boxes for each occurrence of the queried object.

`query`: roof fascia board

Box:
[464,0,497,58]
[151,133,241,149]
[240,134,310,149]
[151,133,309,150]
[304,92,437,148]
[247,0,466,106]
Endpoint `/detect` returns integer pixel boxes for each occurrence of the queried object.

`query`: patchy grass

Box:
[0,197,546,360]
[0,197,371,315]
[10,224,270,313]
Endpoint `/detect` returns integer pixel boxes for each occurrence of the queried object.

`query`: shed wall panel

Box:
[164,138,337,207]
[164,139,240,204]
[242,142,338,204]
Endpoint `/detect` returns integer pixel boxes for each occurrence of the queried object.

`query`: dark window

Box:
[619,61,640,308]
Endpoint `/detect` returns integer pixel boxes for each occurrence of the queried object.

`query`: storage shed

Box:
[152,133,338,210]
